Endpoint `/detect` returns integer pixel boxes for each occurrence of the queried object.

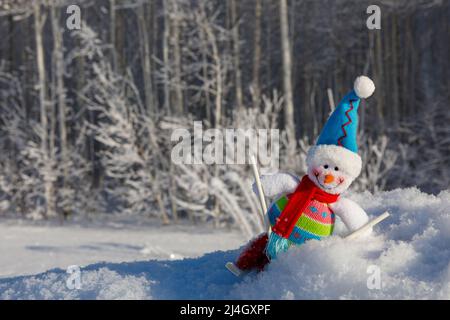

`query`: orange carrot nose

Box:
[324,174,335,184]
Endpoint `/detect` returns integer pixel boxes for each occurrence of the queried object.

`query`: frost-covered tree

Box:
[74,26,170,222]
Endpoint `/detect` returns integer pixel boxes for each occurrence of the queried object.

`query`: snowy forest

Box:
[0,0,448,237]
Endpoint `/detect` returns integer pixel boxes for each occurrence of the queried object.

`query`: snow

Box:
[0,217,244,279]
[1,188,450,300]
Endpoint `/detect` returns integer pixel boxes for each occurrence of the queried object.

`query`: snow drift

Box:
[1,188,449,300]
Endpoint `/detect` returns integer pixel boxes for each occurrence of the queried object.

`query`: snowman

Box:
[233,76,376,272]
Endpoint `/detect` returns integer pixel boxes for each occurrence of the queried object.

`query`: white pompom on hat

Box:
[353,76,375,99]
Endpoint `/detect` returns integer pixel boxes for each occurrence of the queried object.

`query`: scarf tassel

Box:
[266,232,291,260]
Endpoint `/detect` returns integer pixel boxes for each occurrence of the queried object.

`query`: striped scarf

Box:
[272,175,339,238]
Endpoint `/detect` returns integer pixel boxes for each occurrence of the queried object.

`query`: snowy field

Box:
[1,188,449,299]
[0,217,244,279]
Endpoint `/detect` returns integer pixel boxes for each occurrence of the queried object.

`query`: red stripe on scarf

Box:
[272,175,340,238]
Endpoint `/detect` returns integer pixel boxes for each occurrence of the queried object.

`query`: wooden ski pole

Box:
[250,155,270,232]
[225,156,270,278]
[345,211,390,240]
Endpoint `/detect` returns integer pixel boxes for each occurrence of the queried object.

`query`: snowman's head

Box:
[306,145,362,195]
[304,76,374,194]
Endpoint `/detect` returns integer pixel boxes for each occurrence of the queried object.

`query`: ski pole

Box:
[250,155,270,232]
[345,211,390,240]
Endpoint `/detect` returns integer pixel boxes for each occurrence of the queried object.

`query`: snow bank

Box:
[1,188,449,299]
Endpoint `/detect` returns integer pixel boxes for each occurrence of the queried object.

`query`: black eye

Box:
[324,164,329,169]
[334,167,339,171]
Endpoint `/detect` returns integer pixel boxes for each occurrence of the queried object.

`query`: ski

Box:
[225,262,247,277]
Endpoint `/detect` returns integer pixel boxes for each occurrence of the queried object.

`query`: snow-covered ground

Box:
[1,188,449,299]
[0,217,244,279]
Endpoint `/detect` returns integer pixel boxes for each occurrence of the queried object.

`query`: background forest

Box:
[0,0,448,237]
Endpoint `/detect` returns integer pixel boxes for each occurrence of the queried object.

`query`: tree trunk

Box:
[211,35,223,128]
[199,23,212,124]
[110,0,117,72]
[162,0,171,113]
[252,0,262,110]
[51,4,70,219]
[201,4,223,127]
[279,0,296,145]
[137,2,155,115]
[115,3,125,75]
[391,14,399,124]
[171,0,183,114]
[374,30,384,120]
[230,0,243,112]
[34,3,56,218]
